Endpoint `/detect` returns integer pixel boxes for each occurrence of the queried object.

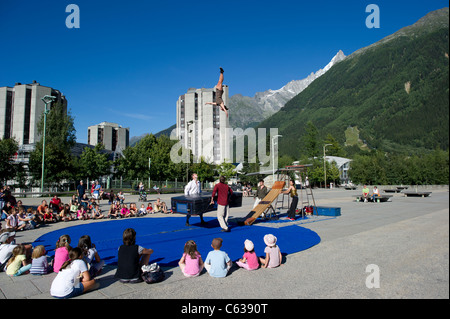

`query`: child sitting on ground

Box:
[30,245,52,275]
[107,204,119,219]
[236,239,259,271]
[53,234,72,273]
[50,247,99,299]
[78,235,104,278]
[129,203,138,217]
[204,238,232,278]
[115,228,154,283]
[178,240,204,277]
[6,244,31,276]
[5,208,19,231]
[146,202,153,214]
[138,204,147,216]
[77,205,89,220]
[90,202,104,220]
[120,204,131,218]
[70,201,78,217]
[154,198,168,214]
[43,207,56,223]
[60,204,73,222]
[259,234,282,268]
[17,207,33,231]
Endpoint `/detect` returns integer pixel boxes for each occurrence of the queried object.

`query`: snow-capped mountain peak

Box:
[229,51,346,128]
[254,50,346,112]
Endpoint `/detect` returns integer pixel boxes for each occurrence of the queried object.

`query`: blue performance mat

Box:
[32,217,321,267]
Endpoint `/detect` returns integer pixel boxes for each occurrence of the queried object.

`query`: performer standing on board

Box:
[205,67,228,117]
[282,180,298,221]
[184,173,206,226]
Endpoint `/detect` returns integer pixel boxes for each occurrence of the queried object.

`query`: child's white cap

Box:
[264,234,277,247]
[244,239,254,251]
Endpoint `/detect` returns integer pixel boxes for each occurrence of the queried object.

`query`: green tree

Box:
[114,134,156,181]
[278,154,295,169]
[238,159,262,186]
[327,161,341,185]
[28,101,77,185]
[323,134,347,157]
[302,121,320,158]
[303,158,321,187]
[216,160,236,180]
[76,144,111,181]
[0,138,20,183]
[114,134,186,184]
[191,157,215,183]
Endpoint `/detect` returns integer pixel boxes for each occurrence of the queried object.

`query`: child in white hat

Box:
[259,234,282,268]
[236,239,259,271]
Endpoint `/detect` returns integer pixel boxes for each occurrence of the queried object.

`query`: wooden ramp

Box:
[244,181,285,226]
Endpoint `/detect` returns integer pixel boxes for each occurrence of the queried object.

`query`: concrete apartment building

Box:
[176,86,231,164]
[87,122,129,152]
[0,81,67,145]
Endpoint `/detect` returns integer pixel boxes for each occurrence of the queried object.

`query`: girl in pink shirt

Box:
[53,235,72,273]
[178,240,204,277]
[236,239,259,270]
[120,204,131,218]
[77,205,88,220]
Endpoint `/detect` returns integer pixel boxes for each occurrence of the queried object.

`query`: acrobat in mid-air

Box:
[206,67,228,117]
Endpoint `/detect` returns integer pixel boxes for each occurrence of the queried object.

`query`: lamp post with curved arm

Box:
[40,95,56,193]
[323,143,332,189]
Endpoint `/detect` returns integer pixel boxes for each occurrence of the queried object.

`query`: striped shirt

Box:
[30,256,50,275]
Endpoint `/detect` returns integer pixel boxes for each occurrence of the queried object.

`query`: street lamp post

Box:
[186,120,194,183]
[271,135,282,183]
[40,95,56,193]
[323,143,332,189]
[148,157,151,189]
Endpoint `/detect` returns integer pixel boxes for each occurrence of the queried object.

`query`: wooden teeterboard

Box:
[244,181,285,225]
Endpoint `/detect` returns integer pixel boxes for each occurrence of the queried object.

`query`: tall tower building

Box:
[176,86,231,164]
[87,122,129,152]
[0,81,67,145]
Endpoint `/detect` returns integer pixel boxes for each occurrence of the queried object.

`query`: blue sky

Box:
[0,0,447,143]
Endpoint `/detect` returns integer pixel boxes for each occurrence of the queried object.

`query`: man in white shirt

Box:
[184,173,206,226]
[184,173,201,196]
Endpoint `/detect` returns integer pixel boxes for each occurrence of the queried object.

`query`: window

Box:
[23,88,32,144]
[98,127,104,145]
[4,91,13,139]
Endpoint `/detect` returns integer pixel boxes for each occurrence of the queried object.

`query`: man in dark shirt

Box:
[253,179,269,209]
[211,176,233,232]
[76,180,85,204]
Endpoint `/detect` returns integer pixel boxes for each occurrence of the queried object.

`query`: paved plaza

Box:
[0,186,448,300]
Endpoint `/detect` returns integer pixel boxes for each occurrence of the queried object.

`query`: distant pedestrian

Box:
[76,180,85,204]
[92,181,103,204]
